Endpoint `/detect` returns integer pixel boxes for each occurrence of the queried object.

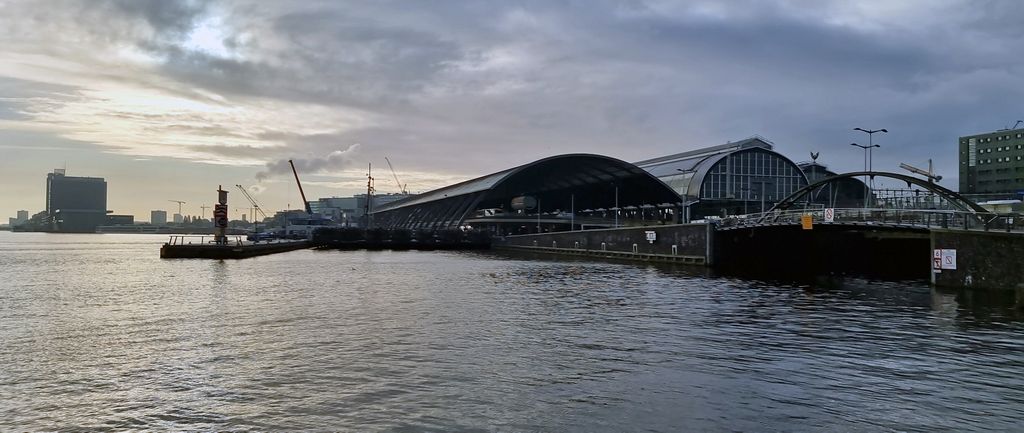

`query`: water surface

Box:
[1,232,1022,431]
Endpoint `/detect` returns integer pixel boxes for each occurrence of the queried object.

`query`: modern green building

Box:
[959,128,1024,196]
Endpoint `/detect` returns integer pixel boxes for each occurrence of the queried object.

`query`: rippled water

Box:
[1,232,1022,432]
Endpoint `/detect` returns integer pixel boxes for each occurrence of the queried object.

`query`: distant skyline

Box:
[3,0,1023,219]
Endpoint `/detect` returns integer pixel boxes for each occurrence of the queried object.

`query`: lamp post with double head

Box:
[853,127,887,173]
[850,142,879,209]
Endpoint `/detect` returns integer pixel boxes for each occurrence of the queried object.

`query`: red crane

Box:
[288,159,312,215]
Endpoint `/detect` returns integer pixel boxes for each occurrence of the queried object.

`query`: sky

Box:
[2,0,1022,221]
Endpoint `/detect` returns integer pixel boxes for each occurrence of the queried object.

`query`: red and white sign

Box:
[824,208,835,223]
[214,204,228,228]
[933,248,957,270]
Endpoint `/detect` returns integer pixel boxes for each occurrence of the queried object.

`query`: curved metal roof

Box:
[373,153,681,215]
[638,141,806,198]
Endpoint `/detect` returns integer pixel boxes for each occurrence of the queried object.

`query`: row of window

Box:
[977,144,1023,153]
[979,179,1024,185]
[965,133,1024,144]
[977,156,1024,164]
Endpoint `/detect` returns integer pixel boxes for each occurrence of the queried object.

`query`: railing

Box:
[714,208,1023,233]
[166,235,244,246]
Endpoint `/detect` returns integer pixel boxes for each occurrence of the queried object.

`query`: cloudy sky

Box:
[1,0,1021,220]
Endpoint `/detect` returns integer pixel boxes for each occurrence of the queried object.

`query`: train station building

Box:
[371,137,828,233]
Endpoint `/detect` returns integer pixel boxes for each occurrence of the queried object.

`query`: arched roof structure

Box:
[635,137,809,200]
[371,154,682,230]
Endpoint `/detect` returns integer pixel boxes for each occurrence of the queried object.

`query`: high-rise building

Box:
[173,213,183,224]
[151,210,167,225]
[46,169,107,232]
[959,127,1024,195]
[16,210,28,223]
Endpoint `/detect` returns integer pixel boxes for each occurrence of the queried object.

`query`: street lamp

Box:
[850,142,879,209]
[853,127,887,173]
[750,179,773,215]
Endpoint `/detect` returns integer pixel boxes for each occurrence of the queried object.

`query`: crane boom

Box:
[168,200,185,215]
[384,156,408,194]
[235,185,268,220]
[288,159,312,214]
[899,161,942,183]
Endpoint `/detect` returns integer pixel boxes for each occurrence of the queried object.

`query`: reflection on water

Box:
[1,232,1022,432]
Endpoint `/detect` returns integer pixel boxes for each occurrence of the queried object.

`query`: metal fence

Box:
[714,208,1022,232]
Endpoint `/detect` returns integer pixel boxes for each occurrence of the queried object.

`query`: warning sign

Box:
[214,204,228,228]
[941,249,957,270]
[801,214,813,230]
[645,230,656,243]
[933,248,957,270]
[824,208,835,223]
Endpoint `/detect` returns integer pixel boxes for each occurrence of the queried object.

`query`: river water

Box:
[1,232,1022,432]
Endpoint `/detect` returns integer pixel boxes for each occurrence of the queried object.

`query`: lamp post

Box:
[850,142,879,209]
[853,127,887,172]
[613,185,619,228]
[750,179,773,215]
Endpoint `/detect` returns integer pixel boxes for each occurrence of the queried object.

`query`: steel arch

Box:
[761,171,988,220]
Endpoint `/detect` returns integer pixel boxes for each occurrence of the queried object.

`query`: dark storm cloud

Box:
[107,0,209,35]
[4,0,1024,189]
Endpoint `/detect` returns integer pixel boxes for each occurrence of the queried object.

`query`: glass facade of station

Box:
[635,137,810,219]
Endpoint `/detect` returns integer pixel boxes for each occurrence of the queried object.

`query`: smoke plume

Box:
[255,143,361,182]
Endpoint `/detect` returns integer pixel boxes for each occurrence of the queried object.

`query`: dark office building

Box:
[959,127,1024,196]
[46,169,108,232]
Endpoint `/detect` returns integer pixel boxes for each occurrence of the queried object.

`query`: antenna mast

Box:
[365,163,375,228]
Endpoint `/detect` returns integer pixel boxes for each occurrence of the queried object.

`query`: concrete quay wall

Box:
[493,223,711,265]
[932,230,1024,291]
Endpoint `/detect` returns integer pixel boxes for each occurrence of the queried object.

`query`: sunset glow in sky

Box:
[2,0,1022,220]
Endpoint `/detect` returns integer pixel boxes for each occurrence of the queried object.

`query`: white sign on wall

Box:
[940,249,957,270]
[824,208,835,223]
[645,231,656,243]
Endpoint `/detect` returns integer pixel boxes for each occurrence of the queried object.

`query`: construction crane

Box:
[199,205,210,220]
[288,159,312,215]
[899,160,942,183]
[236,185,269,238]
[384,156,408,194]
[168,200,185,216]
